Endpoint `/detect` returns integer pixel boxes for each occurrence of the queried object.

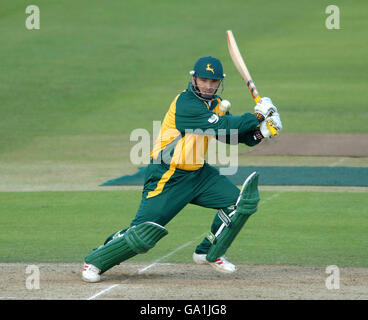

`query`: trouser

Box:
[106,162,240,254]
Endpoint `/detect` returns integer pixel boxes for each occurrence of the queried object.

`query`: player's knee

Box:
[126,221,168,253]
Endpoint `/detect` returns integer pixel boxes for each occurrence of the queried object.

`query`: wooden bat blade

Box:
[226,30,260,102]
[226,31,250,83]
[226,30,278,137]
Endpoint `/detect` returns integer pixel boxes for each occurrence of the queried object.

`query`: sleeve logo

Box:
[208,114,219,124]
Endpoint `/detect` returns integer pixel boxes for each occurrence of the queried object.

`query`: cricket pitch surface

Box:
[1,263,367,300]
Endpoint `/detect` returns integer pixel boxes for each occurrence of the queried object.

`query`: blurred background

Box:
[1,0,367,191]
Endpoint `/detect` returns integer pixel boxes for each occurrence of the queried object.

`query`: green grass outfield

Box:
[1,0,368,160]
[0,1,367,271]
[1,190,367,267]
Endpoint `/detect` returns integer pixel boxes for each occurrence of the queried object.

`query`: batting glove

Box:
[260,112,283,138]
[254,97,278,122]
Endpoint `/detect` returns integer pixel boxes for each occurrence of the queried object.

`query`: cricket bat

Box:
[226,30,277,136]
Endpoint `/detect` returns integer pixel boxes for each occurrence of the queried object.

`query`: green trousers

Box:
[124,162,240,254]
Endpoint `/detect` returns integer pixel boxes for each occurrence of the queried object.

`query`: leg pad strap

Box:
[206,172,260,262]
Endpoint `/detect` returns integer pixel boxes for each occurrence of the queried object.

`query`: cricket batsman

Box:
[82,56,282,282]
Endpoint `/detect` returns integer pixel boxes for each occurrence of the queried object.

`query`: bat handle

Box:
[254,96,261,103]
[254,96,278,137]
[266,119,278,137]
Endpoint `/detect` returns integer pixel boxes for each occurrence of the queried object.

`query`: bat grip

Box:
[254,96,278,137]
[266,111,278,137]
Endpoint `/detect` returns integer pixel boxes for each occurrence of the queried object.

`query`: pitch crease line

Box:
[137,232,207,274]
[87,284,120,300]
[87,192,280,300]
[86,232,207,300]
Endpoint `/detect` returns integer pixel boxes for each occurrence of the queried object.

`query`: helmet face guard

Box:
[190,76,224,101]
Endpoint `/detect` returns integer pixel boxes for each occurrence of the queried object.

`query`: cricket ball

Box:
[220,100,231,112]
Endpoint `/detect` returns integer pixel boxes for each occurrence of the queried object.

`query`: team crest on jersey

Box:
[208,114,219,124]
[206,64,215,74]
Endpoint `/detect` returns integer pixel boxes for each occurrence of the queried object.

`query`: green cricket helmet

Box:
[189,56,226,100]
[190,56,226,80]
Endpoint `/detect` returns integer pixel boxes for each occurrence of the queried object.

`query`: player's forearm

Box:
[217,112,259,135]
[175,111,259,135]
[216,128,263,146]
[239,129,263,146]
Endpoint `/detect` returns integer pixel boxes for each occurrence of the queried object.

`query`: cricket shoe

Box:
[192,253,237,273]
[82,263,101,283]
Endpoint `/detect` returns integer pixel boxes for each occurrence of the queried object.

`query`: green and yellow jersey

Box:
[150,83,261,172]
